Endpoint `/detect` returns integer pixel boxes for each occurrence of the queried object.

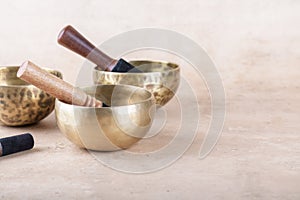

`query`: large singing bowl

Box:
[55,84,155,151]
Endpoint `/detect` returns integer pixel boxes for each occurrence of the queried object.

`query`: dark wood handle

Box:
[17,61,102,108]
[57,25,117,71]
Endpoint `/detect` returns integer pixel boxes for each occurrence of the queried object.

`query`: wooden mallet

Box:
[17,61,103,108]
[57,25,140,73]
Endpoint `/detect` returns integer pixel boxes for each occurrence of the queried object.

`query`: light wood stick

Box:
[17,61,102,108]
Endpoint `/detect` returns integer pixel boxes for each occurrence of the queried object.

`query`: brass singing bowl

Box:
[93,60,180,107]
[55,84,155,151]
[0,66,62,126]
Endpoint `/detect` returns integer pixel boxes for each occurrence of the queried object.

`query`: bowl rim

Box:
[0,66,62,88]
[55,84,154,109]
[93,59,180,74]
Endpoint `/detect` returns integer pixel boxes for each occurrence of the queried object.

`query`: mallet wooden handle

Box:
[58,25,117,71]
[17,61,102,108]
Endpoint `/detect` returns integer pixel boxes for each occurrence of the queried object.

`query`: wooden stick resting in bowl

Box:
[17,61,102,108]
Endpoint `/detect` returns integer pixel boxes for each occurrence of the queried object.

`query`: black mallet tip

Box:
[0,133,34,157]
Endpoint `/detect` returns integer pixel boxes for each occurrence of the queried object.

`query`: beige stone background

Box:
[0,0,299,199]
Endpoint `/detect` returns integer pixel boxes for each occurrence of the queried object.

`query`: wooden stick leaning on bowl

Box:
[57,25,140,73]
[17,61,103,108]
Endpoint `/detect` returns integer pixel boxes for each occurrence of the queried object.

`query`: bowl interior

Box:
[81,84,153,107]
[0,67,30,86]
[0,66,62,86]
[129,60,179,73]
[95,60,179,74]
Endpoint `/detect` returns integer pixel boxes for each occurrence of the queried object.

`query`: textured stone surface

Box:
[0,0,299,199]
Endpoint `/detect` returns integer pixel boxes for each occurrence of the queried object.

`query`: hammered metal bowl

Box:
[55,84,155,151]
[0,66,62,126]
[93,60,180,107]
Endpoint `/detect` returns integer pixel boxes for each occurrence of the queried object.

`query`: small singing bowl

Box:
[0,66,62,126]
[93,60,180,107]
[55,84,155,151]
